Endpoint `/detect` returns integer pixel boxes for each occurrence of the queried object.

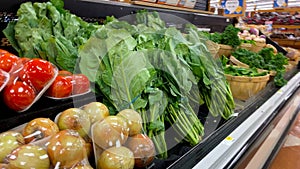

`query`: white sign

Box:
[225,0,239,14]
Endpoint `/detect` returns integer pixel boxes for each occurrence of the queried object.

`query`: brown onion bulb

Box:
[22,118,59,144]
[47,130,88,168]
[92,116,129,149]
[0,131,25,163]
[126,134,155,168]
[7,145,50,169]
[97,146,134,169]
[117,109,142,136]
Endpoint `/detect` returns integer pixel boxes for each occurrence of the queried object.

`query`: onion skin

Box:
[92,116,129,149]
[22,118,59,143]
[117,109,142,136]
[47,130,88,169]
[126,134,155,168]
[0,131,25,163]
[7,145,50,169]
[57,108,91,139]
[0,163,9,169]
[72,162,94,169]
[97,146,134,169]
[82,102,109,124]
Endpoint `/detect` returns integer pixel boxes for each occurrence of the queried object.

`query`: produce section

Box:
[0,0,299,169]
[243,7,300,49]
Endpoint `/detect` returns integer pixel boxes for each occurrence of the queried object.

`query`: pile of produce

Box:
[3,0,99,72]
[77,11,235,158]
[200,25,241,48]
[0,102,156,169]
[238,28,266,43]
[231,48,289,86]
[0,49,91,111]
[224,65,268,77]
[2,0,236,163]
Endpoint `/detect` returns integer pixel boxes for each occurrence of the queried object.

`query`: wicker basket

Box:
[238,43,252,51]
[229,55,249,68]
[229,55,277,76]
[249,41,266,53]
[217,44,233,57]
[225,72,270,101]
[206,40,220,59]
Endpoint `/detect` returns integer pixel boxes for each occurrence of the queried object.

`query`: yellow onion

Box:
[47,129,88,168]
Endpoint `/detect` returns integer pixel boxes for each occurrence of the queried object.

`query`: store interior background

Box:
[210,0,300,11]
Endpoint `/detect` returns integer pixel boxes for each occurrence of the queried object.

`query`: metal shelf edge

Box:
[193,72,300,169]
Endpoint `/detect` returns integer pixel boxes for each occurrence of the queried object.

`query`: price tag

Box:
[223,136,235,145]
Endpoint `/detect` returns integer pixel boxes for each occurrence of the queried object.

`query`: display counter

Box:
[0,1,300,168]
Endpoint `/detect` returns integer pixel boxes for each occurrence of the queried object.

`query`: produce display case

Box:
[0,0,300,169]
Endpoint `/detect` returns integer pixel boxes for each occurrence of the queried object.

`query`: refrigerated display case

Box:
[0,0,299,168]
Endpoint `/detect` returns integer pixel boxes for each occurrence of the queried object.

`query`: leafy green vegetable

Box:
[3,0,98,72]
[79,12,233,158]
[240,39,255,45]
[220,25,241,48]
[198,25,241,48]
[232,48,289,86]
[224,65,268,77]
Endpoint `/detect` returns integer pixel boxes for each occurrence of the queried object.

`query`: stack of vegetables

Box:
[199,25,241,57]
[3,0,235,159]
[3,0,99,73]
[231,48,289,86]
[78,12,235,158]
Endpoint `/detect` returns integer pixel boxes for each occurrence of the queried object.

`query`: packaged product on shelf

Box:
[177,0,197,8]
[45,70,91,100]
[157,0,180,6]
[55,108,92,142]
[2,58,58,112]
[47,129,92,169]
[91,109,156,169]
[0,69,9,92]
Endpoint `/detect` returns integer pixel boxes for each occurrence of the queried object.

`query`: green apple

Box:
[0,131,25,163]
[7,145,50,169]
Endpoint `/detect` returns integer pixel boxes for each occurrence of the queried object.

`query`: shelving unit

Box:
[0,1,299,169]
[272,25,300,29]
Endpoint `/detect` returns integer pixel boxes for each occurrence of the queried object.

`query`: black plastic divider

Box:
[0,91,99,132]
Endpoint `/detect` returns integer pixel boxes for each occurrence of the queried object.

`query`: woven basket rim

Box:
[240,43,252,47]
[229,55,277,76]
[218,44,233,49]
[254,41,266,47]
[229,55,250,68]
[225,73,270,82]
[224,65,270,82]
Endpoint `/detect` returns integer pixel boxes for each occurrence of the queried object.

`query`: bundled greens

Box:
[231,48,288,86]
[200,25,241,48]
[3,0,98,72]
[224,65,268,77]
[78,12,235,158]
